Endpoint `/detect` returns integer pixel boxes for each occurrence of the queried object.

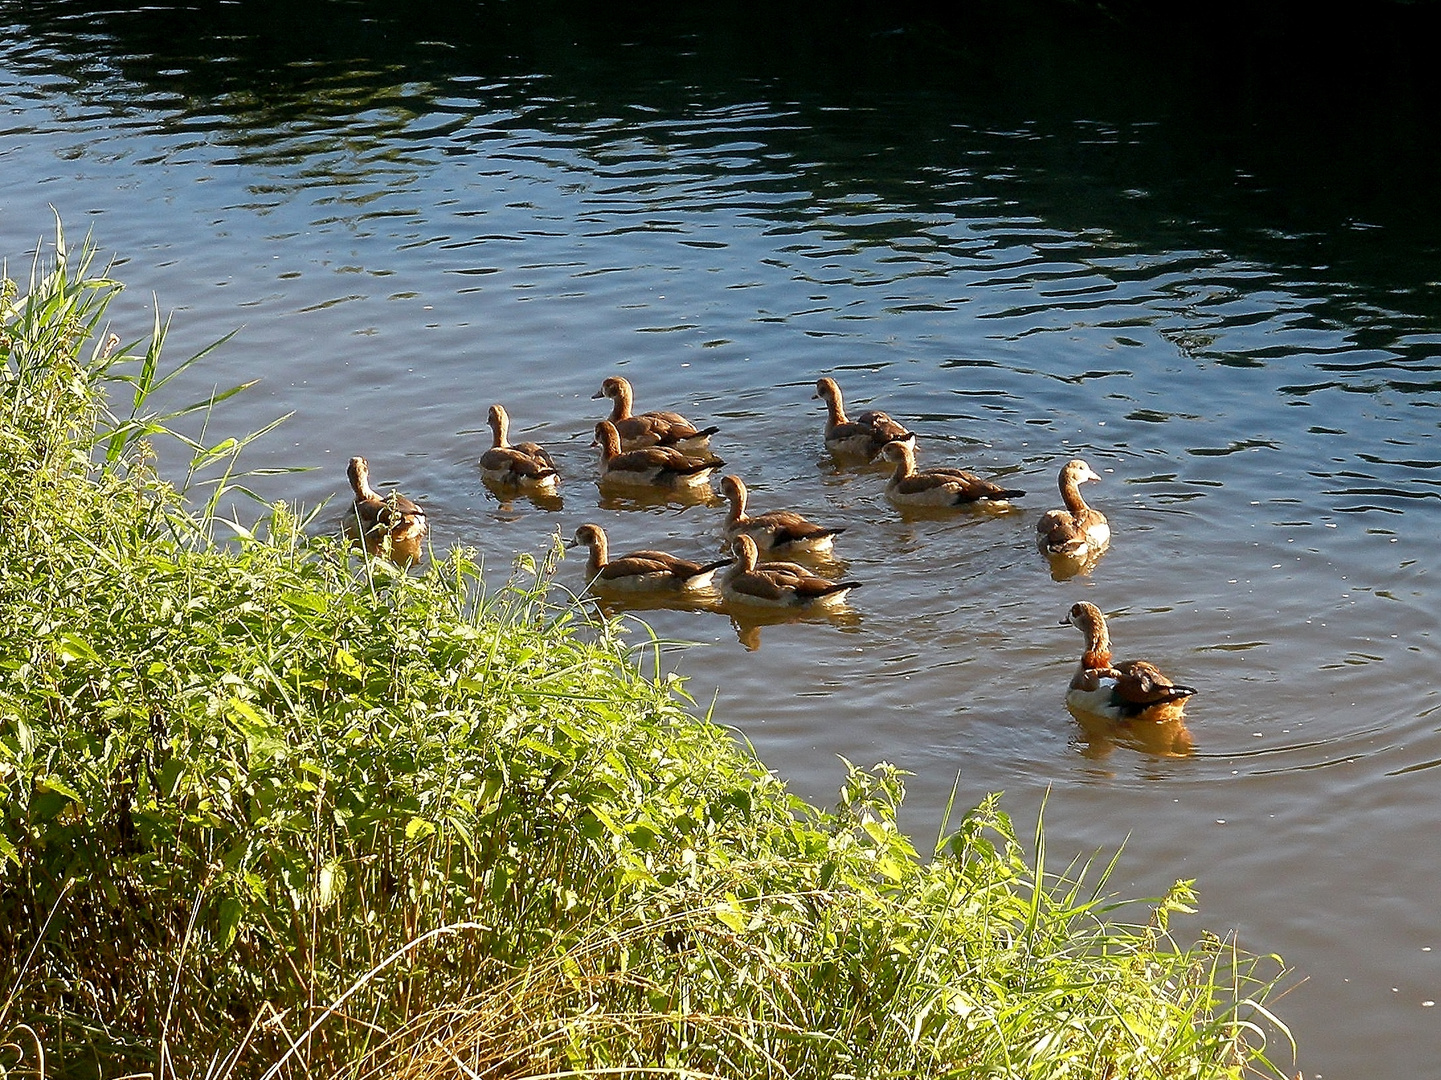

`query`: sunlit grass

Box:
[0,224,1295,1080]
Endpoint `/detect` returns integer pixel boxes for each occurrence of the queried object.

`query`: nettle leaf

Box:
[331,647,362,679]
[216,896,244,951]
[315,858,346,909]
[53,631,100,665]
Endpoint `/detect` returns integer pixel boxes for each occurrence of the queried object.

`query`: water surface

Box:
[4,3,1441,1075]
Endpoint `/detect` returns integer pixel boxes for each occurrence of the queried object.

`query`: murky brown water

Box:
[4,3,1441,1074]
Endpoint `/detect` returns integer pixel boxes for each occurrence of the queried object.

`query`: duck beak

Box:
[1058,615,1071,626]
[590,389,605,399]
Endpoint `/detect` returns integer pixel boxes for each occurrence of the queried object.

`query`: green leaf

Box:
[216,896,244,951]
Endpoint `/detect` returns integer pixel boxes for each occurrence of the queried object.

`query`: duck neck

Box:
[1080,617,1111,670]
[890,447,916,483]
[586,533,607,576]
[608,383,633,422]
[349,465,379,502]
[1060,474,1090,516]
[725,486,747,528]
[824,388,849,426]
[596,425,620,464]
[490,412,509,449]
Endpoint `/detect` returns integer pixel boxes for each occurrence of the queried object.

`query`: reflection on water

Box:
[1068,705,1195,760]
[728,605,863,654]
[4,2,1441,1075]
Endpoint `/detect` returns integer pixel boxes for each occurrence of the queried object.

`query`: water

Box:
[4,2,1441,1074]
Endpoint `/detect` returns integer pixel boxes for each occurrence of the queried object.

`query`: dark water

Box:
[4,2,1441,1074]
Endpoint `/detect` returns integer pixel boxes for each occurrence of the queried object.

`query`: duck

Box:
[813,376,912,459]
[592,420,724,491]
[479,404,559,490]
[1036,459,1109,560]
[568,523,732,593]
[346,456,428,566]
[719,474,845,556]
[1062,601,1197,723]
[720,535,862,610]
[875,436,1026,509]
[593,375,720,452]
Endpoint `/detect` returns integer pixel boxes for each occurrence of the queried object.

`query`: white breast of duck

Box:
[814,376,912,458]
[1063,602,1196,723]
[1036,458,1109,558]
[570,524,731,593]
[877,437,1026,509]
[719,474,845,555]
[720,535,862,610]
[481,404,559,490]
[594,375,719,452]
[593,420,723,489]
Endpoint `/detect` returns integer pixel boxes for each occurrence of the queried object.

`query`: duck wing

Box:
[748,510,844,548]
[1037,508,1085,555]
[1112,660,1197,709]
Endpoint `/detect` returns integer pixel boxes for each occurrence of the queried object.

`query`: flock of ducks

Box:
[346,374,1199,743]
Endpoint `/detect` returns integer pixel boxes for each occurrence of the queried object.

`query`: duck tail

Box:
[676,456,724,476]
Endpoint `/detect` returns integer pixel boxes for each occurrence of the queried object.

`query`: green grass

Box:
[0,223,1295,1080]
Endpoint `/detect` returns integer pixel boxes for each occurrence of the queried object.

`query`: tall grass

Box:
[0,225,1294,1080]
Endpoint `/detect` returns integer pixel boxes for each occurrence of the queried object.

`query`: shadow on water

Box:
[7,0,1441,313]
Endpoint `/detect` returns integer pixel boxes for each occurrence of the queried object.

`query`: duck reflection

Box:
[1044,547,1106,582]
[482,478,563,513]
[728,605,863,652]
[595,483,722,513]
[1067,703,1195,759]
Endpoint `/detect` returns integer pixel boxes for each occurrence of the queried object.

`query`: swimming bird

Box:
[592,420,723,491]
[1062,601,1197,723]
[346,456,428,566]
[720,535,862,610]
[568,523,732,593]
[480,404,559,490]
[719,474,845,556]
[813,376,912,459]
[593,375,719,452]
[875,436,1026,509]
[1036,458,1109,560]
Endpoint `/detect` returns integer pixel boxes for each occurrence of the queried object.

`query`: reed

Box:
[0,225,1294,1079]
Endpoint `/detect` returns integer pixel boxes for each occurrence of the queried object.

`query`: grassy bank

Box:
[0,227,1293,1079]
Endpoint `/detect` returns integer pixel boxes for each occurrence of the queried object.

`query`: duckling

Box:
[593,375,720,452]
[568,523,732,593]
[1062,601,1197,723]
[346,456,428,566]
[721,535,862,610]
[480,404,559,490]
[592,420,723,490]
[813,376,912,459]
[719,474,845,556]
[1036,459,1109,560]
[876,437,1026,509]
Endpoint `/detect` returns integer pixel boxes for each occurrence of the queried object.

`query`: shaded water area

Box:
[4,1,1441,1073]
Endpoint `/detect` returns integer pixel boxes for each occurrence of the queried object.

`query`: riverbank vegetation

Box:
[0,227,1294,1078]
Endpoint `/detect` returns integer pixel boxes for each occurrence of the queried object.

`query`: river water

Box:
[3,2,1440,1074]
